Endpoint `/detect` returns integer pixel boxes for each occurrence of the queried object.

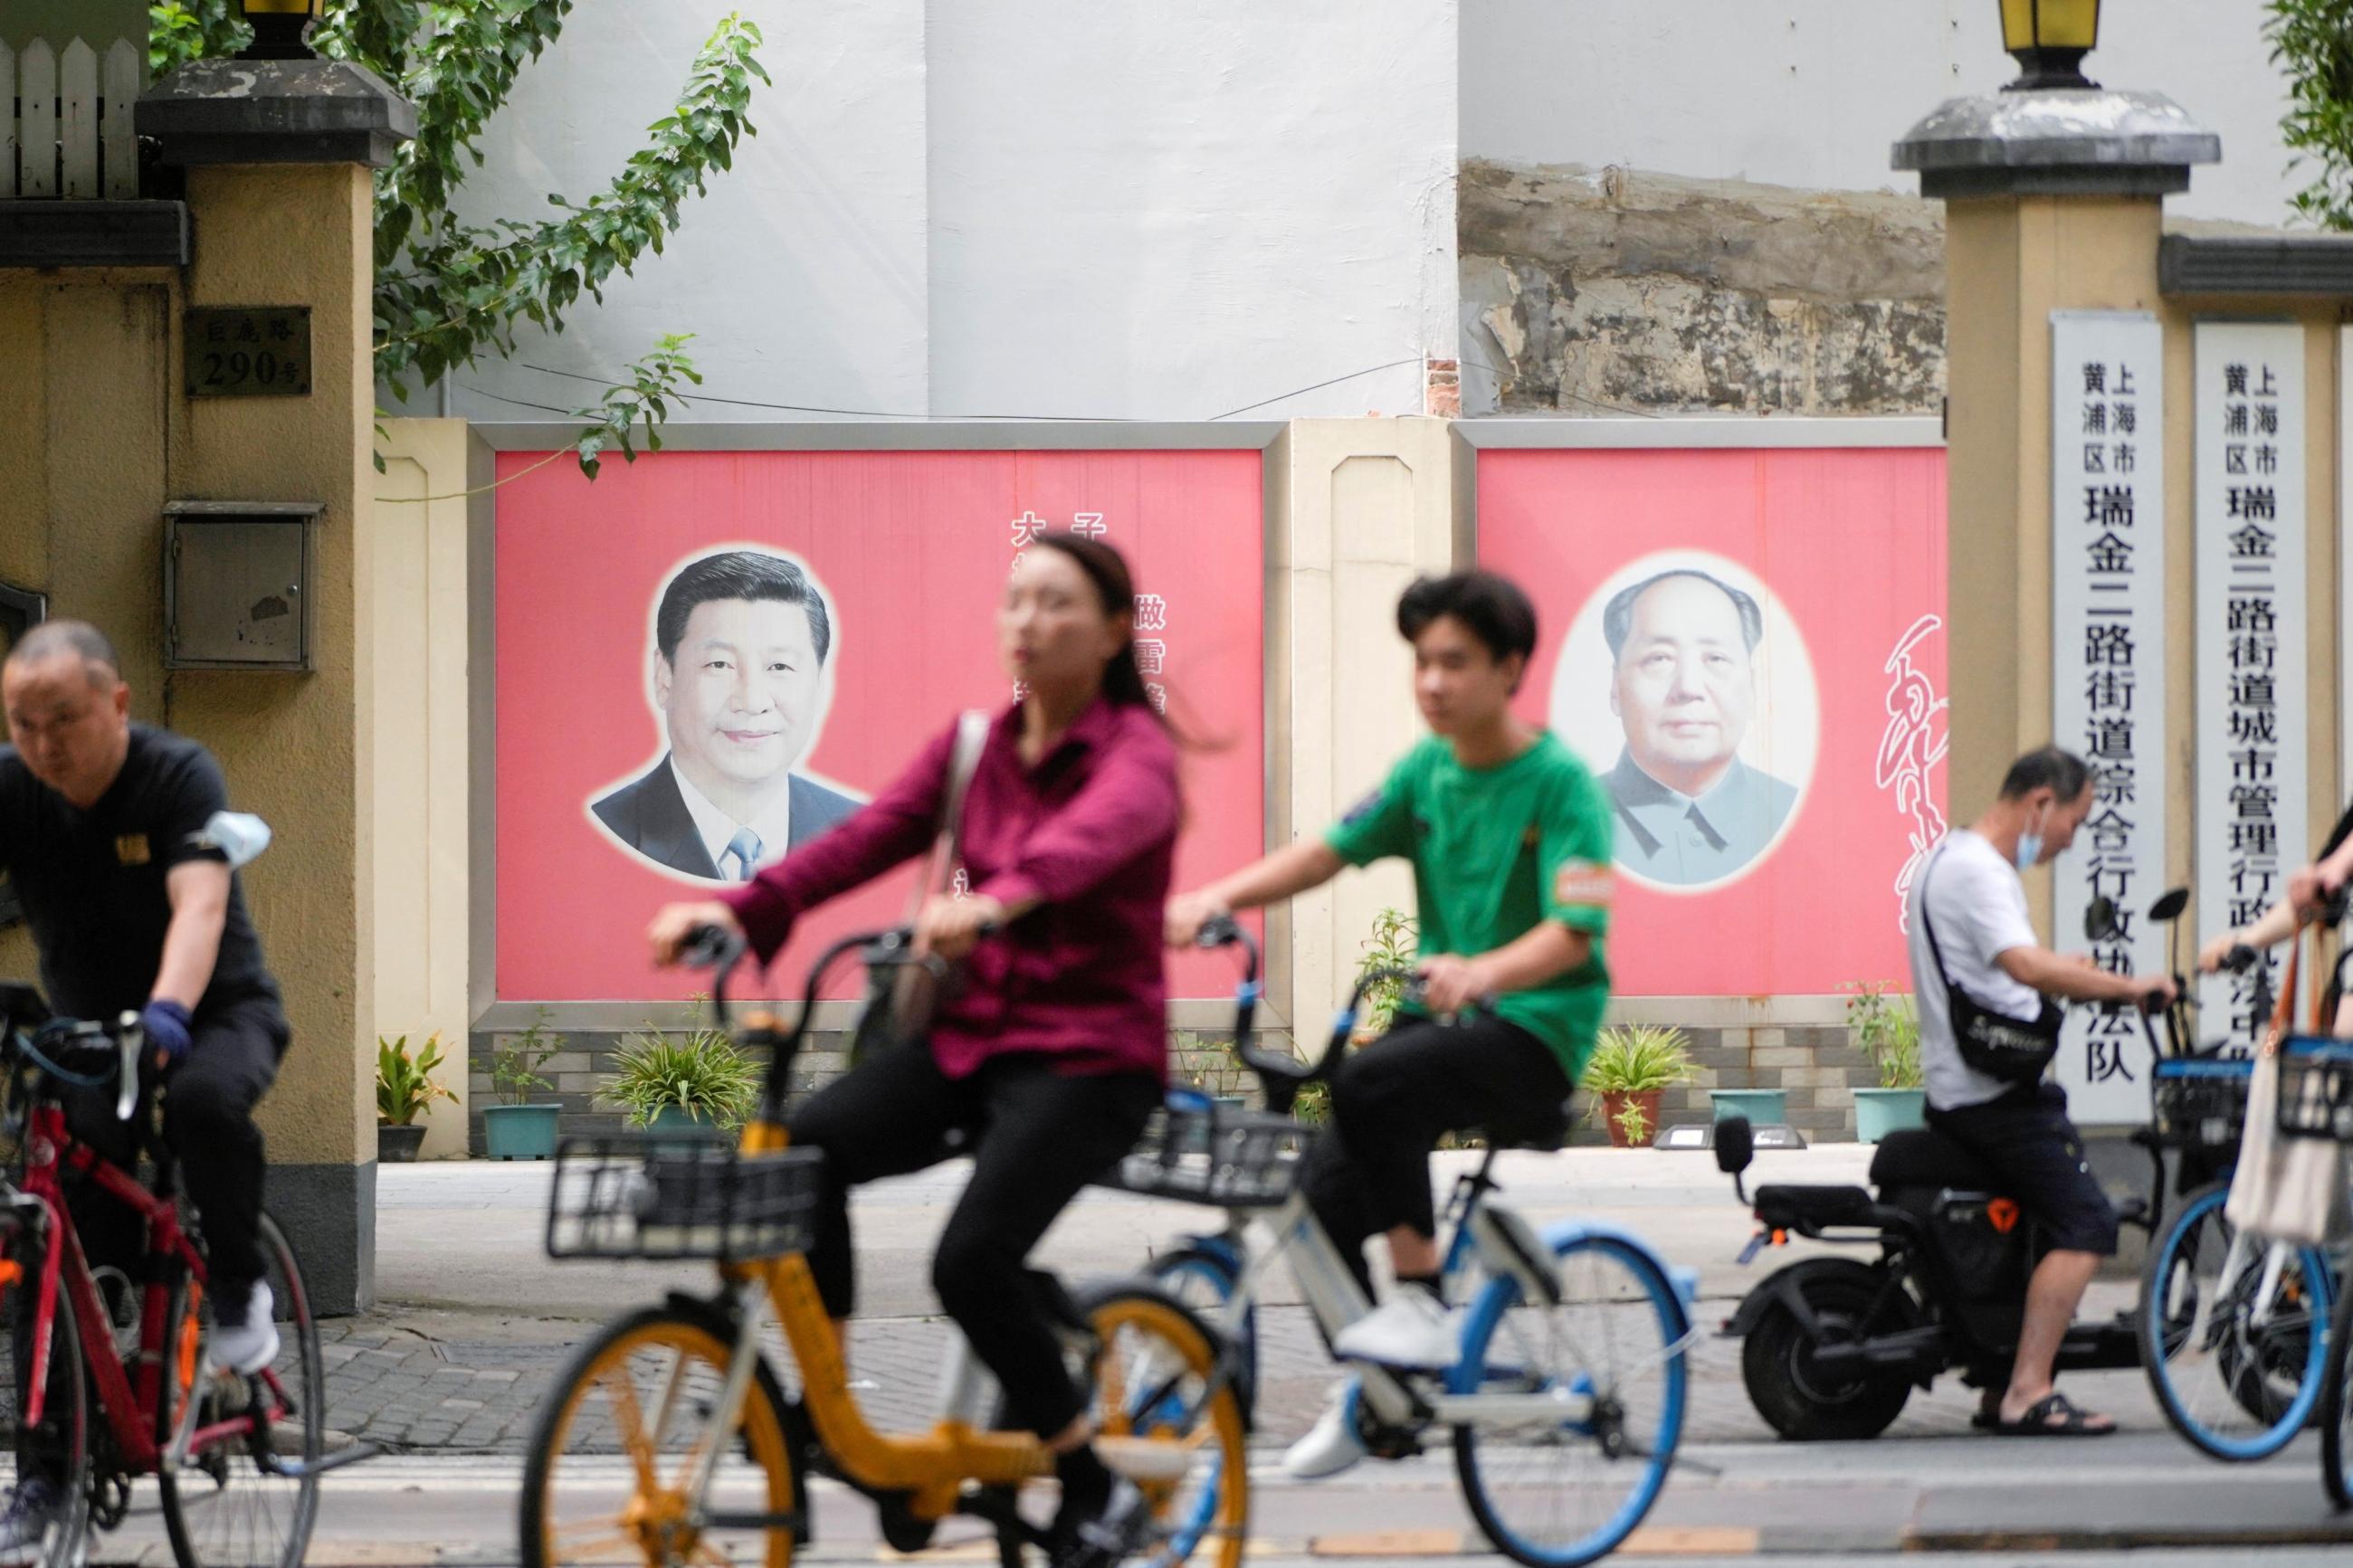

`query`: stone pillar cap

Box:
[138,58,417,168]
[1892,89,2219,200]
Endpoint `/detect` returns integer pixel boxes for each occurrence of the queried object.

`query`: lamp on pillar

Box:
[1998,0,2101,92]
[238,0,323,62]
[1895,3,2213,202]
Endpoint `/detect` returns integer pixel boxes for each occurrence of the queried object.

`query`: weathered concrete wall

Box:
[1459,160,1946,418]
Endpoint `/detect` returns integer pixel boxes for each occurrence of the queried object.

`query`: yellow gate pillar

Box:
[1894,84,2217,917]
[138,58,415,1312]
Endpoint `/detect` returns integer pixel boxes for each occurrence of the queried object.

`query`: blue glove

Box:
[140,1000,194,1065]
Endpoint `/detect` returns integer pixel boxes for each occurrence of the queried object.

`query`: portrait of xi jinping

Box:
[1601,568,1798,887]
[591,548,861,882]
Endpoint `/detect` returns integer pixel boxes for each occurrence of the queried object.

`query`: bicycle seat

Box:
[1867,1127,2006,1195]
[1479,1098,1572,1152]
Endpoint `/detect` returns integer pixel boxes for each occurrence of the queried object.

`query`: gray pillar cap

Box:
[138,58,418,169]
[1892,89,2219,200]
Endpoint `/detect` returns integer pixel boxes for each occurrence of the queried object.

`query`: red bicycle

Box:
[0,981,361,1568]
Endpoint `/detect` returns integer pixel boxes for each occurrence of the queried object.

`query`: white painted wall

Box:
[446,1,1457,425]
[1462,1,2300,225]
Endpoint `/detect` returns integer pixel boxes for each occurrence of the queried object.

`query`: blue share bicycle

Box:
[2137,921,2337,1465]
[2271,1037,2353,1506]
[1104,918,1695,1568]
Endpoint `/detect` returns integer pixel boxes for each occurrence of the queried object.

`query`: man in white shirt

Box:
[1910,746,2173,1437]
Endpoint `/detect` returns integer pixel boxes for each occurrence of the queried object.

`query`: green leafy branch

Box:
[370,14,766,397]
[2269,0,2353,229]
[150,2,768,479]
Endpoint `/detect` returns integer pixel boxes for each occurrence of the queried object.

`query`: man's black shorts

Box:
[1925,1080,2119,1257]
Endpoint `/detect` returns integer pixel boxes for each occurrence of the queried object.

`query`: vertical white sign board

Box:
[2195,322,2307,1048]
[2051,310,2167,1124]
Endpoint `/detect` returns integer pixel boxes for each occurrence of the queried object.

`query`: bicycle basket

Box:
[2273,1040,2353,1144]
[546,1136,824,1263]
[1108,1098,1306,1208]
[2149,1056,2253,1152]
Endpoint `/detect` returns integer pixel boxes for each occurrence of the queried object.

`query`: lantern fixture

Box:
[1998,0,2101,91]
[238,0,324,62]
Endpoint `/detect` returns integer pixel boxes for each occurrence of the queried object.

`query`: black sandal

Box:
[1990,1391,2114,1437]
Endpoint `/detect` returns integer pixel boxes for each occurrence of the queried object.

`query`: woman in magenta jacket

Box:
[649,533,1177,1566]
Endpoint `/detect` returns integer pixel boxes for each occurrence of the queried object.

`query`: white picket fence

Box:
[4,35,143,199]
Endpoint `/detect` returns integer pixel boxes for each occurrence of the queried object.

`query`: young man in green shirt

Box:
[1167,570,1614,1478]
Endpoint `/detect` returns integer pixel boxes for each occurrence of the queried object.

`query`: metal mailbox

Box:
[164,500,322,671]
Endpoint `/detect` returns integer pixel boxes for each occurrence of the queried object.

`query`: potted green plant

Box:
[1844,982,1926,1143]
[377,1032,455,1163]
[1580,1024,1693,1148]
[483,1008,567,1160]
[1353,907,1419,1044]
[598,1022,758,1137]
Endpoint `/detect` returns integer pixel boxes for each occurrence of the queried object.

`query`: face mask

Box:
[2015,803,2051,871]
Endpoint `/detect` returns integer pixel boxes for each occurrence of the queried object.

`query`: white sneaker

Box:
[1282,1381,1369,1479]
[208,1282,281,1374]
[1331,1290,1461,1370]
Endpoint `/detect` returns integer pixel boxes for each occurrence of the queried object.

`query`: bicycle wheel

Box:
[0,1220,93,1568]
[2320,1283,2353,1508]
[1145,1243,1257,1415]
[1451,1231,1689,1568]
[157,1212,324,1568]
[2139,1180,2331,1461]
[1076,1282,1250,1568]
[520,1299,799,1568]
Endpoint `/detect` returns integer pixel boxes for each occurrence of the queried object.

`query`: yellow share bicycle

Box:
[517,926,1249,1568]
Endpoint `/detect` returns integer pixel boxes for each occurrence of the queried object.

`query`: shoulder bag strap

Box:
[2265,925,2306,1056]
[907,709,991,917]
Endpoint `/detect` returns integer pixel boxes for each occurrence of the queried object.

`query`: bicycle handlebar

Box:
[0,1011,148,1123]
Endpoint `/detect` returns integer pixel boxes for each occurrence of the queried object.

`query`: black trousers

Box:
[787,1045,1159,1438]
[1926,1080,2120,1257]
[61,998,288,1308]
[15,998,287,1478]
[1298,1014,1572,1297]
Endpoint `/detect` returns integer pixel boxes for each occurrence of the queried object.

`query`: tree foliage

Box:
[150,1,767,476]
[2269,0,2353,229]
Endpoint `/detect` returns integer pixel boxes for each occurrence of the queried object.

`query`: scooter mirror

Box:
[1714,1116,1754,1175]
[2084,895,2120,943]
[2148,887,2190,923]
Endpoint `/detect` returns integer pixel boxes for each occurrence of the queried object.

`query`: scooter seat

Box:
[1753,1183,1877,1230]
[1867,1127,2006,1195]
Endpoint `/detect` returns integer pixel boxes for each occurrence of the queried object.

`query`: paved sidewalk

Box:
[317,1144,2172,1455]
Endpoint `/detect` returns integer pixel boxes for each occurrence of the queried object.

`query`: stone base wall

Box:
[467,1018,1876,1148]
[1567,1023,1878,1146]
[466,1024,1298,1145]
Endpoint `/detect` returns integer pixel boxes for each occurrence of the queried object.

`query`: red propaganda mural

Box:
[1480,446,1949,996]
[493,449,1266,1002]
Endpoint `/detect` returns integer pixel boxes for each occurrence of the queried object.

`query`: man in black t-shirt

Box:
[0,622,291,1550]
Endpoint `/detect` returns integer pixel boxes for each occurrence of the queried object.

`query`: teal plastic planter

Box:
[645,1105,725,1144]
[1853,1088,1927,1144]
[481,1103,561,1160]
[1710,1088,1788,1126]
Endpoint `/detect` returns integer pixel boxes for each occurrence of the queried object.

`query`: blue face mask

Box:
[2014,803,2051,871]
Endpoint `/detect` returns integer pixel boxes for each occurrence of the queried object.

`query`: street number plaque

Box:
[185,307,312,398]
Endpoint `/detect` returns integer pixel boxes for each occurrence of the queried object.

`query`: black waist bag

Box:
[1918,847,2062,1085]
